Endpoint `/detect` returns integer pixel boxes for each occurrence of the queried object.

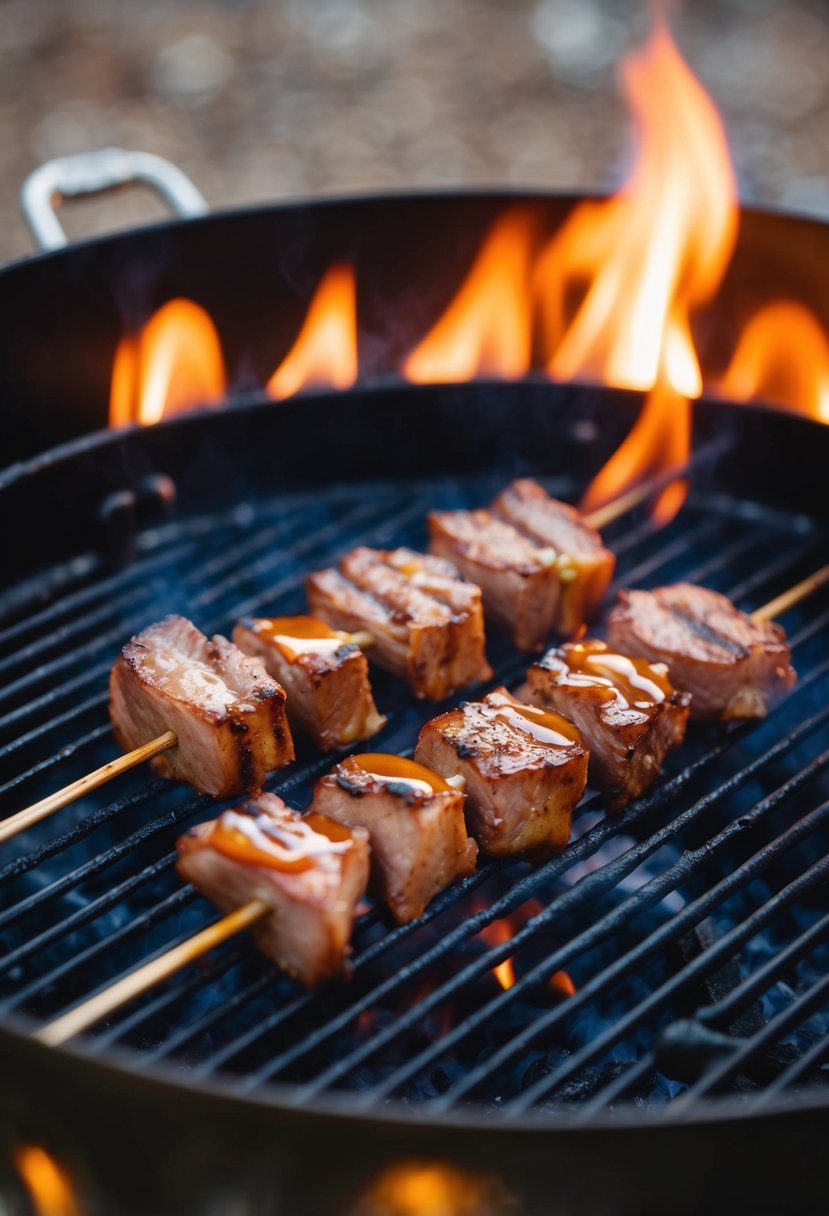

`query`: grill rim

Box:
[6,1007,829,1134]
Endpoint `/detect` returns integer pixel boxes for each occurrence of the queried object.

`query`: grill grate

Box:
[1,448,828,1122]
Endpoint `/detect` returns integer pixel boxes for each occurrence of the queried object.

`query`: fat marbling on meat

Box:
[306,546,492,699]
[428,478,615,650]
[414,686,588,856]
[110,615,294,798]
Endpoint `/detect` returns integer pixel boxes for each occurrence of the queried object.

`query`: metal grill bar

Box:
[0,446,826,1121]
[0,491,405,736]
[230,686,827,1093]
[677,966,829,1103]
[288,727,829,1105]
[8,522,811,1055]
[500,799,829,1116]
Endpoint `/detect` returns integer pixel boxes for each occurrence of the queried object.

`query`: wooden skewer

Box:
[583,462,689,529]
[35,897,271,1047]
[752,564,829,623]
[33,553,829,1049]
[0,730,177,845]
[1,628,378,846]
[36,773,471,1044]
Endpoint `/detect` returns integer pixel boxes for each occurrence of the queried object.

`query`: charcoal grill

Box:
[0,154,828,1216]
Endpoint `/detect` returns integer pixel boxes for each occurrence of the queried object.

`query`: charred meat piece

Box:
[177,793,369,986]
[415,687,588,856]
[524,639,690,813]
[306,546,492,700]
[110,615,294,798]
[233,615,387,751]
[428,478,615,650]
[607,584,796,720]
[310,753,477,923]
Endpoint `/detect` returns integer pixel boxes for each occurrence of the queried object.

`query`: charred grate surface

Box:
[0,459,828,1124]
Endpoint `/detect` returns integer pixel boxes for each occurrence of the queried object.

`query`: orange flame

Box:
[105,11,829,516]
[545,18,737,522]
[109,298,226,427]
[266,264,357,399]
[358,1161,490,1216]
[13,1146,79,1216]
[403,209,538,384]
[720,301,829,423]
[480,914,518,991]
[479,903,574,996]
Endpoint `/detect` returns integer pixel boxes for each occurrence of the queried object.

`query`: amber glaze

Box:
[250,614,348,662]
[559,640,670,707]
[210,805,354,873]
[352,752,452,795]
[483,692,582,749]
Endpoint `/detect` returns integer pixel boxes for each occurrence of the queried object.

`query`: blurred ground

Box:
[0,0,828,262]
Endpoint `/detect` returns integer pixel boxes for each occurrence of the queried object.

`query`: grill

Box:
[1,372,828,1174]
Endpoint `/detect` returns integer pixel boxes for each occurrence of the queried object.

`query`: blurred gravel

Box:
[0,0,828,262]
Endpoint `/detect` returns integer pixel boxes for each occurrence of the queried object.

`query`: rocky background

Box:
[0,0,827,262]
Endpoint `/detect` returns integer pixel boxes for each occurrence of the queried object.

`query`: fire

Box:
[403,208,538,383]
[719,301,829,423]
[266,264,357,399]
[105,11,829,515]
[13,1146,79,1216]
[109,298,226,427]
[356,1162,492,1216]
[479,903,574,996]
[543,17,738,523]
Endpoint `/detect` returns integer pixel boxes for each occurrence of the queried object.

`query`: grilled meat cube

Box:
[306,546,492,700]
[428,477,615,650]
[414,687,588,856]
[309,752,477,923]
[233,615,387,751]
[524,639,690,812]
[110,615,294,798]
[606,584,797,720]
[177,793,369,986]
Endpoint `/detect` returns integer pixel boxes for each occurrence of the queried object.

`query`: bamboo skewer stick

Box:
[35,898,271,1048]
[31,556,829,1047]
[31,559,829,1047]
[583,462,689,529]
[36,776,471,1045]
[1,460,795,849]
[0,628,378,845]
[752,564,829,623]
[0,731,177,845]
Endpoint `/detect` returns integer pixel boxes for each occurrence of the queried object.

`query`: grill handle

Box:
[20,147,209,252]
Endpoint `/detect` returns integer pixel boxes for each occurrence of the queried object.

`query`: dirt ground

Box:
[0,0,827,262]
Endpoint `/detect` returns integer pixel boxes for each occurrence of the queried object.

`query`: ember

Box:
[13,1146,79,1216]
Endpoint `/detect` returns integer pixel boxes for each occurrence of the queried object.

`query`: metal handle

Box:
[20,147,209,252]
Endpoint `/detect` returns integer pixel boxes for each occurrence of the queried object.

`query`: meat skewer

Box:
[306,546,493,700]
[233,614,387,750]
[109,615,295,796]
[605,579,811,721]
[523,639,691,812]
[429,478,616,649]
[36,792,371,1046]
[415,687,589,856]
[309,753,476,922]
[0,612,369,841]
[1,470,680,846]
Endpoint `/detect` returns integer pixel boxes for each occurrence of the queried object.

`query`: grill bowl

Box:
[0,380,827,1215]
